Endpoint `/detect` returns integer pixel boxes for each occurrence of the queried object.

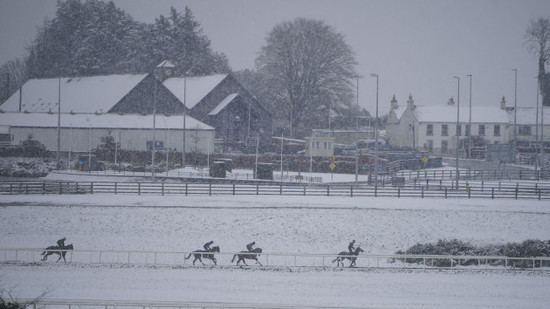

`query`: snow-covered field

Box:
[2,172,550,308]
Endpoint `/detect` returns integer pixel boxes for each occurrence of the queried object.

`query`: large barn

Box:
[0,73,213,154]
[0,62,271,154]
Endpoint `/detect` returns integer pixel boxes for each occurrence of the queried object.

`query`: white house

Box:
[386,94,510,155]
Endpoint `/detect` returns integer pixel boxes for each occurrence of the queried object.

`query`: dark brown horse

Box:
[41,244,73,262]
[332,247,363,267]
[231,248,263,266]
[185,246,220,265]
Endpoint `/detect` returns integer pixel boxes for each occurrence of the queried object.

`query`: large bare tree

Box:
[525,17,550,106]
[256,18,358,138]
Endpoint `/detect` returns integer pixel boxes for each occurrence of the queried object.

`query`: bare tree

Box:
[525,17,550,105]
[256,18,358,138]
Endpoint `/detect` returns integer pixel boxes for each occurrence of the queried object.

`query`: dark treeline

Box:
[0,0,230,102]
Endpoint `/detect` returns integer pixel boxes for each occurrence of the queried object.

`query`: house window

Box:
[465,124,470,136]
[441,124,448,136]
[441,140,448,153]
[456,124,462,136]
[494,125,501,136]
[427,140,433,152]
[519,126,532,136]
[323,141,331,149]
[427,124,433,136]
[478,125,485,136]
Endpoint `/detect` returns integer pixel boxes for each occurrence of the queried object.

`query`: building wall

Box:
[305,136,335,157]
[8,126,215,154]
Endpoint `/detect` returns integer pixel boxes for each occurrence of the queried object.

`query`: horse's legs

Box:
[212,257,217,265]
[256,259,263,266]
[56,253,62,262]
[241,259,248,266]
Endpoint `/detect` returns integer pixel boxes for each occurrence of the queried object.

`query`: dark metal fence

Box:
[1,181,549,199]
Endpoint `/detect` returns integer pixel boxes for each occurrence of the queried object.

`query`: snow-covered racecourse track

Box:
[2,194,550,308]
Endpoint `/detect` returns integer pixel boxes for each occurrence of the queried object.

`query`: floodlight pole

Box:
[453,76,460,190]
[370,73,379,192]
[467,74,472,162]
[152,76,157,181]
[56,77,61,169]
[355,78,359,184]
[182,73,187,168]
[513,69,518,162]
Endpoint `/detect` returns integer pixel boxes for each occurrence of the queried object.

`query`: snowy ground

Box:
[2,171,550,308]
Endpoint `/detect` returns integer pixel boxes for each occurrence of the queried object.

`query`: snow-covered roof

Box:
[510,107,550,125]
[413,105,509,123]
[0,74,148,114]
[162,74,228,109]
[0,112,214,130]
[208,93,239,116]
[391,106,407,120]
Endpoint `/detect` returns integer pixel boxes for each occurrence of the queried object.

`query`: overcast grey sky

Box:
[1,0,549,116]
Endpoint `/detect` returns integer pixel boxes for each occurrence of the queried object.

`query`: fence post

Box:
[91,182,94,194]
[138,182,141,195]
[209,183,212,196]
[185,183,188,196]
[350,185,353,197]
[398,187,400,198]
[491,187,494,199]
[515,185,518,200]
[42,182,46,195]
[233,184,236,195]
[303,185,306,196]
[161,182,164,196]
[327,185,330,196]
[445,187,447,199]
[256,184,259,195]
[421,186,424,198]
[280,185,283,195]
[115,182,117,195]
[10,183,12,195]
[59,182,62,194]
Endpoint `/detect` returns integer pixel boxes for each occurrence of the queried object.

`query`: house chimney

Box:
[407,93,415,109]
[500,96,507,109]
[448,97,455,106]
[391,94,398,110]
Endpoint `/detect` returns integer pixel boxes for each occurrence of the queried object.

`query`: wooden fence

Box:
[1,181,549,199]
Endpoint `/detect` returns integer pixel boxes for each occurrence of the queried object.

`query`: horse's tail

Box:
[184,253,192,260]
[332,258,338,263]
[231,254,238,263]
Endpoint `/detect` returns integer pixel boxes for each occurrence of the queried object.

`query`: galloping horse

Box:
[185,246,220,265]
[231,248,263,266]
[41,244,74,262]
[332,246,364,267]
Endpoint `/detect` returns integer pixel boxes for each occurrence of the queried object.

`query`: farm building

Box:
[0,62,271,154]
[0,72,213,154]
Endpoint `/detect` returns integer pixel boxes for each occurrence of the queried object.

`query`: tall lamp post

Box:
[513,69,518,162]
[355,78,359,184]
[370,73,379,192]
[182,73,187,168]
[466,74,472,162]
[453,76,460,190]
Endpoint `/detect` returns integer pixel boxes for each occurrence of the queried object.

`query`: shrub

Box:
[396,239,550,268]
